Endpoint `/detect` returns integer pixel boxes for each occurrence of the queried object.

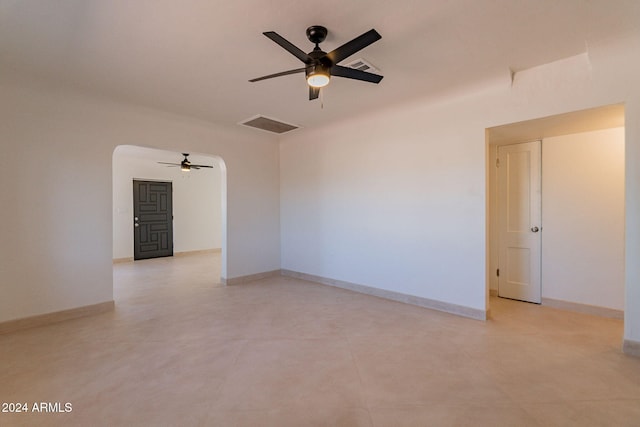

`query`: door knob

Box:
[134,223,139,228]
[531,226,539,232]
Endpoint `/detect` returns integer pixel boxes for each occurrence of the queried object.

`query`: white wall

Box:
[112,147,222,259]
[280,101,487,311]
[280,35,640,346]
[0,78,280,323]
[542,128,625,310]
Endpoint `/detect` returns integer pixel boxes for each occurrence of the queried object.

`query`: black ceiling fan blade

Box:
[191,164,214,168]
[249,67,306,82]
[263,31,312,63]
[158,162,181,166]
[326,29,381,64]
[331,65,383,83]
[309,86,320,100]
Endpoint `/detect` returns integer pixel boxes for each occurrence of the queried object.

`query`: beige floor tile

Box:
[205,405,373,427]
[214,338,366,411]
[348,334,513,407]
[521,399,640,427]
[370,404,540,427]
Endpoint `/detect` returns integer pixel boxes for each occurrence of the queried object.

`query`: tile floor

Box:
[1,252,639,426]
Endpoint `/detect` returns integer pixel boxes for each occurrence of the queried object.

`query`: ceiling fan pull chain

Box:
[320,88,324,109]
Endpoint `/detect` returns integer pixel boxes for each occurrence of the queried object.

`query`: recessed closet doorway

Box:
[487,104,625,317]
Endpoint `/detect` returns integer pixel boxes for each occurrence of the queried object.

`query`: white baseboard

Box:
[542,297,623,319]
[174,248,221,257]
[281,269,487,321]
[222,270,281,285]
[113,248,221,264]
[0,301,115,335]
[623,339,640,358]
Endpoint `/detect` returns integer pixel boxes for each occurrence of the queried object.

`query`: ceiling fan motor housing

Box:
[305,48,332,85]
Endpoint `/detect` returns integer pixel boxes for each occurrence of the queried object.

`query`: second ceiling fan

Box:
[158,153,213,172]
[249,26,383,100]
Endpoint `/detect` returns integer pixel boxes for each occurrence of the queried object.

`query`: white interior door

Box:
[497,141,542,303]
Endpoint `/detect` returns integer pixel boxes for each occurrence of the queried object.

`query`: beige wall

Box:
[542,128,625,310]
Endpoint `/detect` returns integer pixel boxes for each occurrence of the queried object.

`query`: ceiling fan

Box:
[249,25,383,100]
[157,153,213,172]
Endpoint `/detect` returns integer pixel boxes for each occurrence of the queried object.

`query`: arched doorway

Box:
[112,145,227,281]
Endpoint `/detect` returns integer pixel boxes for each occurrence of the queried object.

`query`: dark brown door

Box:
[133,180,173,260]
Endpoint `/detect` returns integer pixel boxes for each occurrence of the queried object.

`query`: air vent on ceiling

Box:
[239,115,299,134]
[344,58,380,74]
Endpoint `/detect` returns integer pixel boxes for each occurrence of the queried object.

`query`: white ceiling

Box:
[2,0,639,133]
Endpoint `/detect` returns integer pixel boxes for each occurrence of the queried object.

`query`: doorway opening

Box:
[486,104,625,318]
[112,145,227,280]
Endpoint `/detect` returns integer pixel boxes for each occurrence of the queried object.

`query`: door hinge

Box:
[496,268,500,277]
[496,158,500,168]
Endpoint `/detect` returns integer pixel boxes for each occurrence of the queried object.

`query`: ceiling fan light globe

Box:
[307,74,330,88]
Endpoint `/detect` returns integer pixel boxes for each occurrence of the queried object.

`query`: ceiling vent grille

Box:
[344,58,380,74]
[239,115,299,134]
